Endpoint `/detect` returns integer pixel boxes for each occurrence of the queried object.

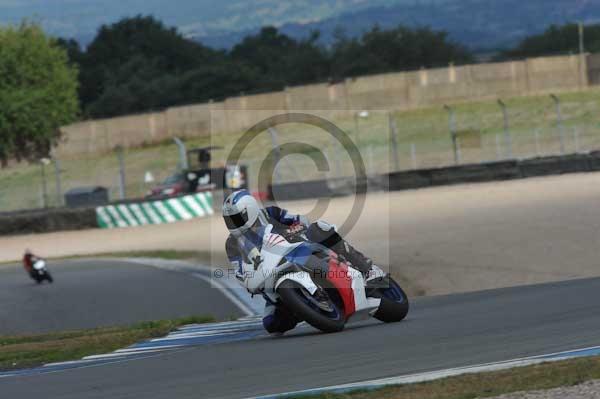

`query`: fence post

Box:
[353,112,361,148]
[328,134,342,178]
[573,127,581,153]
[366,146,374,175]
[53,157,62,207]
[388,112,400,172]
[495,134,502,160]
[39,158,50,208]
[550,94,566,155]
[115,146,126,200]
[497,99,513,158]
[444,105,459,164]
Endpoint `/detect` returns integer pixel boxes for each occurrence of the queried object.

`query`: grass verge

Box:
[0,315,213,371]
[293,356,600,399]
[74,249,204,261]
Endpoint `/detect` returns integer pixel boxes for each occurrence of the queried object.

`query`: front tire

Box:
[277,279,345,333]
[370,276,410,323]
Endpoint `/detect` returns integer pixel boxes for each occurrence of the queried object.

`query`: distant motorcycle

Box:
[30,259,54,284]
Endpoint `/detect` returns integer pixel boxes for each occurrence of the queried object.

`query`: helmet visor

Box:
[223,210,248,230]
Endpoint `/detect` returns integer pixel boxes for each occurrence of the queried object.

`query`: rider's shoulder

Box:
[265,205,286,218]
[225,234,238,250]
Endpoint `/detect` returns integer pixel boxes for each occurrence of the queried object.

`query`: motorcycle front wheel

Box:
[369,276,410,323]
[277,279,345,333]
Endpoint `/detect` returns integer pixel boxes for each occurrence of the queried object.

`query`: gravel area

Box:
[489,380,600,399]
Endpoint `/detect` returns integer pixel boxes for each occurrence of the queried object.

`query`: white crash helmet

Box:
[222,190,266,235]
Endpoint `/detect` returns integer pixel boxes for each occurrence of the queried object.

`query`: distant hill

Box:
[0,0,405,45]
[1,0,599,51]
[195,0,600,51]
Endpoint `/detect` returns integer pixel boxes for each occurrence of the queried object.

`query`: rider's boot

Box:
[334,240,373,276]
[307,220,374,276]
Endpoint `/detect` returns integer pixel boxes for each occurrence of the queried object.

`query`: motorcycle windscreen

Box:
[33,261,45,270]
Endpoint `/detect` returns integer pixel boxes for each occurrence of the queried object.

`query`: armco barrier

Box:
[587,151,600,171]
[269,153,600,199]
[429,161,521,186]
[0,207,97,236]
[519,154,591,177]
[268,176,378,201]
[96,192,213,229]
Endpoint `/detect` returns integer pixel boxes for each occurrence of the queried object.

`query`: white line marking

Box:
[83,346,181,360]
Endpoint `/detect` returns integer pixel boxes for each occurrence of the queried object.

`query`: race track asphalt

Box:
[0,259,242,335]
[2,276,600,399]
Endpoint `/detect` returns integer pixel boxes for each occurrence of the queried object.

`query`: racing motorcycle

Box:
[30,259,54,284]
[243,224,409,333]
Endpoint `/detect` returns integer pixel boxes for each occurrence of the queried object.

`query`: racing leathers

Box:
[23,253,39,278]
[225,206,372,334]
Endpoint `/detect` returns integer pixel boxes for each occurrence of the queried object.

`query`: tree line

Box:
[59,16,474,119]
[496,23,600,60]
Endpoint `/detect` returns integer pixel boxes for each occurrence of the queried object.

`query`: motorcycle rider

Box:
[223,190,374,334]
[22,249,40,279]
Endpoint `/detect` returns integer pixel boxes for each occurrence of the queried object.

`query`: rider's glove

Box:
[251,255,263,271]
[316,220,337,232]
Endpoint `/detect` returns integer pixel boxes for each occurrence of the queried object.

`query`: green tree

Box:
[231,27,330,90]
[0,23,79,165]
[331,25,473,79]
[498,23,600,60]
[80,15,226,117]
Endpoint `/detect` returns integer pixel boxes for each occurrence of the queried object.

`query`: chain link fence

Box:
[2,91,600,213]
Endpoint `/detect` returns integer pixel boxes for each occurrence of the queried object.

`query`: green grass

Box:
[3,87,600,212]
[0,315,213,371]
[292,356,600,399]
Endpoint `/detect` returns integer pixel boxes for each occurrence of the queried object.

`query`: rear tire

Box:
[370,277,410,323]
[277,279,345,333]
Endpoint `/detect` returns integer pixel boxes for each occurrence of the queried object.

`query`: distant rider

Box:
[223,190,374,334]
[23,249,40,278]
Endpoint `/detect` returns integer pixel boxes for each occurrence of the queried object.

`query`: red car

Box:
[146,173,188,199]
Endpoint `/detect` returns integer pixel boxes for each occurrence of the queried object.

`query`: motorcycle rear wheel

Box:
[277,280,345,333]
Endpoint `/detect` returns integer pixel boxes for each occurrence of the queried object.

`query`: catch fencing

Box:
[3,90,600,213]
